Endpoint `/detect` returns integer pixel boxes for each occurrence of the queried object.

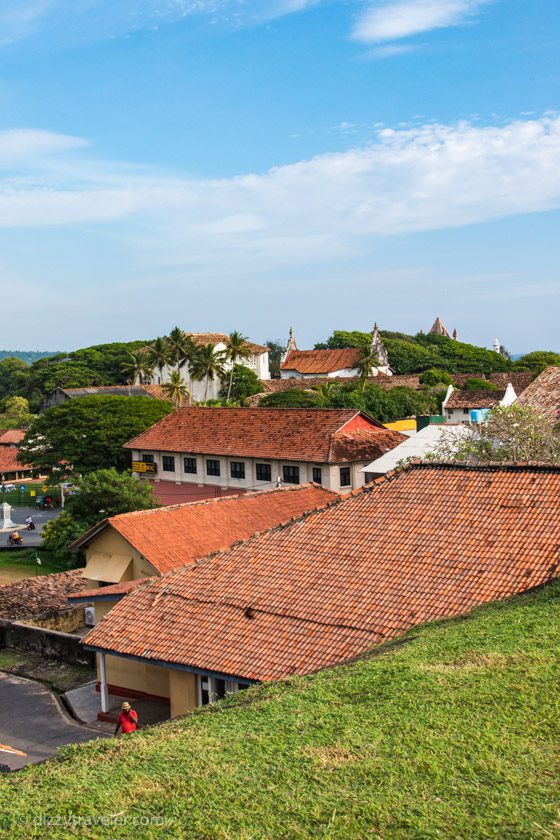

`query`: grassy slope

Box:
[1,583,558,839]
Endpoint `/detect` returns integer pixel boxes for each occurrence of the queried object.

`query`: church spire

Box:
[370,322,390,372]
[287,326,297,353]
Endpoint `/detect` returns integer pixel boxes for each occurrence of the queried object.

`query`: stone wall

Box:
[0,617,94,667]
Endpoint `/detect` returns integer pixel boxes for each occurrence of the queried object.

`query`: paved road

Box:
[0,507,58,548]
[0,673,107,771]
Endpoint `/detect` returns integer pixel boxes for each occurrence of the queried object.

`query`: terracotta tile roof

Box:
[187,334,268,354]
[0,570,88,621]
[445,389,507,409]
[281,349,362,375]
[259,375,391,393]
[68,578,148,603]
[84,463,560,682]
[124,407,400,464]
[147,480,247,506]
[61,386,163,399]
[0,447,31,473]
[0,430,26,445]
[516,366,560,420]
[71,485,337,575]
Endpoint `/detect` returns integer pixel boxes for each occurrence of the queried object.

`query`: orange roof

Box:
[0,447,31,473]
[72,485,337,575]
[68,578,148,603]
[516,366,560,420]
[84,464,560,682]
[445,389,506,409]
[281,348,361,375]
[0,430,26,445]
[124,407,403,464]
[187,333,268,354]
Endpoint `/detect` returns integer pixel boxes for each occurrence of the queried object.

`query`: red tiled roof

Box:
[84,464,560,682]
[68,578,148,603]
[0,430,26,445]
[0,570,88,620]
[445,389,506,409]
[147,480,246,506]
[281,349,362,375]
[0,447,31,473]
[124,407,399,464]
[516,366,560,420]
[71,485,337,575]
[188,334,268,354]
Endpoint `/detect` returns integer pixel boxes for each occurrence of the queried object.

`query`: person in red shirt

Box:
[114,701,138,735]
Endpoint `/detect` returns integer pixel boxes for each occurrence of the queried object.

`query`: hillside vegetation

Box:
[1,581,558,838]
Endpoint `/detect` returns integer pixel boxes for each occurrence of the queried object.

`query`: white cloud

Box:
[353,0,491,43]
[0,129,86,162]
[1,116,560,260]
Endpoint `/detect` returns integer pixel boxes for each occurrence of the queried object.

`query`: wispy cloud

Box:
[1,116,560,254]
[0,0,323,46]
[353,0,492,43]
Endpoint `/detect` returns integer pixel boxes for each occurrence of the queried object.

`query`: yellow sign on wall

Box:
[132,461,156,475]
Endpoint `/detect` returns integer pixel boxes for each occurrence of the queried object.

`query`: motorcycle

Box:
[26,521,36,531]
[7,535,23,546]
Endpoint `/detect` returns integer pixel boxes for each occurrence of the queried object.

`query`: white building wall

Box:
[132,450,369,494]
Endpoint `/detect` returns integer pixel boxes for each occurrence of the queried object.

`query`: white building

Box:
[442,383,517,423]
[280,325,392,380]
[152,333,270,402]
[125,407,405,495]
[361,424,473,475]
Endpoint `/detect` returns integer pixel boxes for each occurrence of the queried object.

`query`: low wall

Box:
[20,606,86,634]
[0,617,94,668]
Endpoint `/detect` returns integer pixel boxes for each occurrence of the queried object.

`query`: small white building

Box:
[153,333,270,402]
[442,383,517,424]
[280,325,392,380]
[361,424,473,475]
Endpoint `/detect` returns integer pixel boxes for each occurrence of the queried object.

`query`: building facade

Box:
[280,325,392,379]
[442,383,517,423]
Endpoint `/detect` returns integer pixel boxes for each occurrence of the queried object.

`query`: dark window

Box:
[340,467,351,487]
[364,472,375,484]
[230,461,245,479]
[312,467,322,484]
[256,463,272,482]
[283,465,300,485]
[207,459,220,477]
[463,408,470,415]
[141,453,154,463]
[184,457,197,474]
[162,456,175,472]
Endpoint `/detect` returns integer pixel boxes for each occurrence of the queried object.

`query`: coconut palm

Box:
[148,337,172,385]
[189,343,227,401]
[167,327,195,373]
[162,369,191,407]
[121,352,154,386]
[224,331,251,402]
[315,381,338,406]
[356,347,380,391]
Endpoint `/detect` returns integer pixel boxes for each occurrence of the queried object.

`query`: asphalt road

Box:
[0,673,106,771]
[0,507,58,548]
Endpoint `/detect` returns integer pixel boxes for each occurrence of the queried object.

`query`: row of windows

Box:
[146,454,353,487]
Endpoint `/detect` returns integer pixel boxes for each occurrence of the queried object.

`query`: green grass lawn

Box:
[0,481,60,508]
[0,549,59,583]
[0,582,558,838]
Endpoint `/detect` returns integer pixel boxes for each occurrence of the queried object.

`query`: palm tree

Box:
[224,331,251,402]
[315,381,338,406]
[148,337,172,385]
[167,327,195,374]
[356,347,380,391]
[121,352,153,386]
[189,343,227,401]
[162,369,191,407]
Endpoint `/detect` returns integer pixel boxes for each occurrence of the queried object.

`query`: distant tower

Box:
[453,328,458,341]
[281,326,298,363]
[429,317,451,339]
[370,323,392,376]
[493,338,501,354]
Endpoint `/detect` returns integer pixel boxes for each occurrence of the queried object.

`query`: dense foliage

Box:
[19,395,174,476]
[259,382,445,422]
[219,364,262,402]
[0,350,59,365]
[314,329,556,375]
[427,404,560,465]
[1,582,558,838]
[42,469,159,567]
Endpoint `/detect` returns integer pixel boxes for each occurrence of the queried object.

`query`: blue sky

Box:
[0,0,558,352]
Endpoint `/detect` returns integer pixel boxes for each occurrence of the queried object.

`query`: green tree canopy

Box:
[259,390,321,408]
[219,364,262,403]
[42,469,159,567]
[19,395,174,476]
[512,351,560,371]
[462,378,498,391]
[0,357,30,403]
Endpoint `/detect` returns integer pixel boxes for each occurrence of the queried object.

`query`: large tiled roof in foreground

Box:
[85,464,560,682]
[124,407,404,463]
[281,348,361,375]
[516,366,560,420]
[71,485,337,575]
